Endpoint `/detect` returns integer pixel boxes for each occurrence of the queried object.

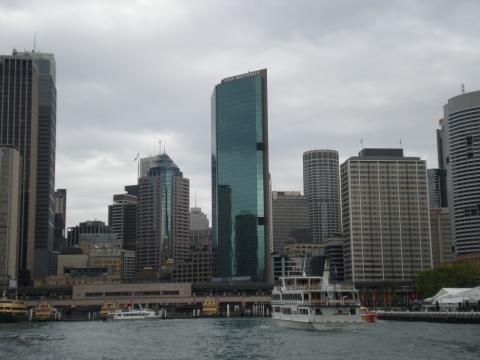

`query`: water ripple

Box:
[0,318,479,360]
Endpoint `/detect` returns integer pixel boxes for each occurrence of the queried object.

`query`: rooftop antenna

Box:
[134,152,140,178]
[33,32,36,52]
[400,138,403,149]
[158,140,162,155]
[195,192,197,207]
[461,84,465,94]
[360,138,364,149]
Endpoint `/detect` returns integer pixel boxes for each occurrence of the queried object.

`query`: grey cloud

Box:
[1,0,479,225]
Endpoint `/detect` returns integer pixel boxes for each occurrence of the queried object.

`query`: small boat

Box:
[107,304,160,320]
[360,307,378,322]
[202,298,219,316]
[272,260,364,330]
[32,300,60,322]
[0,290,28,323]
[100,300,119,320]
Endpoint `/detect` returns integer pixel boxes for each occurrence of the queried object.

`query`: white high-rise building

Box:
[341,148,433,287]
[442,90,480,256]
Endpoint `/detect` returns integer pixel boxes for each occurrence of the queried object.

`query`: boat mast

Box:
[322,259,330,285]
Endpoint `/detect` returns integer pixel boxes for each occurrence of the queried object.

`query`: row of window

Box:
[84,290,180,298]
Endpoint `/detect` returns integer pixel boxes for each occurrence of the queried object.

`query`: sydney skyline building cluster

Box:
[1,46,480,291]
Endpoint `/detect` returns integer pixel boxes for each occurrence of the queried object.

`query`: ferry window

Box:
[315,309,322,315]
[350,308,356,315]
[304,294,309,301]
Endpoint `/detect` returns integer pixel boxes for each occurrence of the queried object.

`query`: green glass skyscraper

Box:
[211,69,270,282]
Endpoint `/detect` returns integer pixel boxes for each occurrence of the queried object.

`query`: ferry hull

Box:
[0,312,27,323]
[273,317,364,330]
[107,315,161,321]
[273,318,315,330]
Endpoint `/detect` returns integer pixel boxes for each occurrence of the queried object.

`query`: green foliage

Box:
[414,262,480,298]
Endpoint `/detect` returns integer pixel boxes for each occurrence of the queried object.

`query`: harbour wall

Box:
[378,311,480,324]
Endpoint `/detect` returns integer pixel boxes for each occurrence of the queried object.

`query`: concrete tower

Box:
[303,149,342,243]
[443,90,480,256]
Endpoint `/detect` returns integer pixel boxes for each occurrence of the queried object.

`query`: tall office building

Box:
[427,169,448,208]
[124,184,138,197]
[0,50,57,281]
[442,90,480,255]
[108,193,137,251]
[211,69,270,282]
[139,154,160,178]
[430,208,454,267]
[271,191,310,254]
[190,207,209,231]
[437,118,446,169]
[53,189,66,251]
[136,153,189,272]
[341,148,432,287]
[66,220,110,248]
[303,149,342,244]
[31,52,56,278]
[0,146,22,288]
[190,207,211,250]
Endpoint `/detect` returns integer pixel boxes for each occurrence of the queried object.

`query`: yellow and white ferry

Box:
[0,290,28,323]
[272,260,364,330]
[32,300,60,322]
[202,298,219,316]
[100,300,119,320]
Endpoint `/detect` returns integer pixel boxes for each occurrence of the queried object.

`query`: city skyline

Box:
[2,1,480,226]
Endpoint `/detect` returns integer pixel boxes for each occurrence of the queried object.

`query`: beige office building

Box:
[341,149,433,288]
[430,208,454,267]
[0,147,22,287]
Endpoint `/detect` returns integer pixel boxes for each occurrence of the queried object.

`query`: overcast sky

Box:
[1,0,480,227]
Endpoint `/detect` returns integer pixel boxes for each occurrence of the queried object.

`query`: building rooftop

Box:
[220,68,267,84]
[346,148,421,161]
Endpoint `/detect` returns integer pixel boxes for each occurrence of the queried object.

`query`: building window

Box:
[466,136,473,147]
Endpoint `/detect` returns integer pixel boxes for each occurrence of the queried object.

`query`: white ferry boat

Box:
[107,304,160,320]
[272,260,363,329]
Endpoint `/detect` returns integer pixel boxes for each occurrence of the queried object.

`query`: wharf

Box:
[378,311,480,324]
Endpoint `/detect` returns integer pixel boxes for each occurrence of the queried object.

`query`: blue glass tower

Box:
[148,154,182,259]
[136,153,190,272]
[211,69,270,282]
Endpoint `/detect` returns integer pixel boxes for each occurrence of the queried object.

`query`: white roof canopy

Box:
[425,287,480,304]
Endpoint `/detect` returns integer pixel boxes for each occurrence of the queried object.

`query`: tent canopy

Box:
[425,286,480,304]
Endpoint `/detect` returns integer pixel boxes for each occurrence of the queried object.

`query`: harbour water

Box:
[1,318,479,360]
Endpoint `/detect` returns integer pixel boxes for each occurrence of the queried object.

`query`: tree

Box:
[414,262,480,298]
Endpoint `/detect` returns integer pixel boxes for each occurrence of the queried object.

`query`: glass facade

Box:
[148,154,183,258]
[211,69,269,282]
